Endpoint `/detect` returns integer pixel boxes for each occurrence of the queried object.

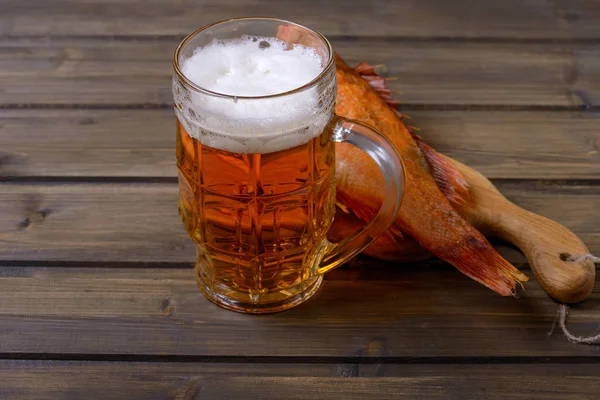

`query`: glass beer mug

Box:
[173,17,404,313]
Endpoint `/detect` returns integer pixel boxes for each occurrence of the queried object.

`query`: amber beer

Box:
[177,120,336,310]
[174,18,404,313]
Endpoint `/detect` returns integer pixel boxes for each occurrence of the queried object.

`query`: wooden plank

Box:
[2,38,600,106]
[2,109,599,179]
[2,0,600,39]
[410,110,600,179]
[0,183,194,262]
[0,109,177,178]
[1,361,599,399]
[0,181,598,262]
[0,265,599,357]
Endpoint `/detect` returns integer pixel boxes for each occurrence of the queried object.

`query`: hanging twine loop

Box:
[549,254,600,344]
[564,254,600,264]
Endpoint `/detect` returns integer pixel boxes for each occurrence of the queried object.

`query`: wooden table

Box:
[1,1,600,398]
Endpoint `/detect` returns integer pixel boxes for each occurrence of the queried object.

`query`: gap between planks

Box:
[4,177,600,185]
[2,354,600,364]
[2,104,600,112]
[4,35,600,44]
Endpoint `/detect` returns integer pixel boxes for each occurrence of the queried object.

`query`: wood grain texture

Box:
[1,361,599,400]
[2,0,600,39]
[0,109,177,178]
[0,181,598,262]
[0,266,599,357]
[452,159,596,303]
[0,0,598,396]
[2,38,600,106]
[2,109,599,179]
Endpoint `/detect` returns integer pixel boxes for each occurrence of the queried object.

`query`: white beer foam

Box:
[175,36,333,154]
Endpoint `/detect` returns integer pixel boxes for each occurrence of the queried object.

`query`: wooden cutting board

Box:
[329,157,596,304]
[450,158,595,304]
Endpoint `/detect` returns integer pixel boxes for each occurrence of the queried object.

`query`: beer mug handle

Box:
[317,117,405,275]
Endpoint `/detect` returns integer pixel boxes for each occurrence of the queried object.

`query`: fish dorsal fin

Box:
[354,62,470,206]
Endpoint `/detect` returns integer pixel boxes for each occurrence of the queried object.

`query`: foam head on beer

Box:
[176,35,331,154]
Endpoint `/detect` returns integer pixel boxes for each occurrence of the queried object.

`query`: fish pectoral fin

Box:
[337,200,404,241]
[335,201,351,214]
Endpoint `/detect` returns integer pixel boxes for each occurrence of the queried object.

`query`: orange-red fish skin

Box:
[334,55,527,295]
[328,208,432,262]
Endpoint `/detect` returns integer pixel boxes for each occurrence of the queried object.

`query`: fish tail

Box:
[438,235,528,296]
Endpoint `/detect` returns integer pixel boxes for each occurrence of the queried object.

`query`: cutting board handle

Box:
[451,159,595,304]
